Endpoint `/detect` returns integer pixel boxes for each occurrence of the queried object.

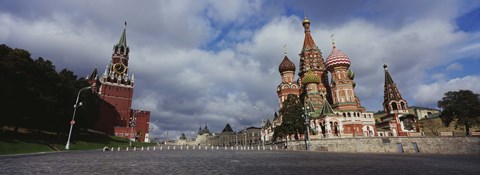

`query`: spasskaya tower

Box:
[87,22,151,142]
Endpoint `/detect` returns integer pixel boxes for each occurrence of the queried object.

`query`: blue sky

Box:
[1,0,479,139]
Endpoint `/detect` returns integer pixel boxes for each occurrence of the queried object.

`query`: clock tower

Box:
[88,22,151,142]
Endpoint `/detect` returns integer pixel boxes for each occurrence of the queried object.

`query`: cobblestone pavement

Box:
[1,148,480,175]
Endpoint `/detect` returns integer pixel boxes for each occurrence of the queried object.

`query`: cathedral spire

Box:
[383,64,408,113]
[301,16,317,52]
[298,16,324,76]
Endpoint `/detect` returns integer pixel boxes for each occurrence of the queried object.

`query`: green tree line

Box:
[0,44,99,135]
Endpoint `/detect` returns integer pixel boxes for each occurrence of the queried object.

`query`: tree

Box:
[437,90,480,136]
[0,44,99,134]
[275,94,305,141]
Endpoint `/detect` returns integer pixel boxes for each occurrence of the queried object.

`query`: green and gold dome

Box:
[302,70,320,85]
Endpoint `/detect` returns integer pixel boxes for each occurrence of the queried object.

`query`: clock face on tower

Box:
[113,63,127,74]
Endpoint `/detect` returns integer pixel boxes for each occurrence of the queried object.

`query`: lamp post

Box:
[254,106,266,147]
[65,86,92,150]
[302,106,310,151]
[129,114,137,147]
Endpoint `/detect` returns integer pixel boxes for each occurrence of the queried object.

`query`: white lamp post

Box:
[65,86,92,150]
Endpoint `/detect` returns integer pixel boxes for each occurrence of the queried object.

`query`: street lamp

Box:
[129,114,137,147]
[302,106,311,151]
[65,86,92,150]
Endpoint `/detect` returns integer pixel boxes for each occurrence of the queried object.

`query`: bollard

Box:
[263,146,265,151]
[193,145,196,150]
[111,147,114,151]
[153,146,156,151]
[173,146,176,150]
[275,146,278,150]
[167,146,170,150]
[126,147,129,151]
[160,146,163,150]
[134,147,137,151]
[236,146,238,150]
[181,146,183,150]
[205,146,207,150]
[211,146,214,150]
[187,145,189,150]
[225,146,227,150]
[270,146,272,150]
[141,147,144,151]
[216,146,219,150]
[147,147,150,151]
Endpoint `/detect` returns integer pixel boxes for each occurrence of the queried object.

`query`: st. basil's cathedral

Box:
[262,17,419,141]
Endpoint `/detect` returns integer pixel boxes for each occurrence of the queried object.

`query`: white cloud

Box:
[446,63,463,71]
[1,1,479,139]
[414,75,480,106]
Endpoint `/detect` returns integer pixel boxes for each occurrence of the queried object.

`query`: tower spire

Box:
[383,64,408,113]
[117,21,127,48]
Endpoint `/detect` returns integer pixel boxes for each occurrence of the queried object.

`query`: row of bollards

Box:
[102,145,283,152]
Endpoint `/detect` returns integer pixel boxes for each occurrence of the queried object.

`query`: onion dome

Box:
[278,55,296,73]
[347,69,355,80]
[302,16,310,26]
[325,42,351,70]
[302,70,320,85]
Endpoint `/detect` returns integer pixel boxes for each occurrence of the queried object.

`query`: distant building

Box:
[409,106,440,120]
[209,125,262,147]
[87,23,151,142]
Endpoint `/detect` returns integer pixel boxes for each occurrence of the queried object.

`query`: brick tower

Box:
[277,49,301,109]
[88,22,150,142]
[325,38,365,112]
[298,17,330,102]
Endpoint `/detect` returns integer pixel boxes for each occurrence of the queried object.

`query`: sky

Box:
[1,0,480,140]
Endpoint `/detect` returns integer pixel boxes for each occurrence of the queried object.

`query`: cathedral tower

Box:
[298,17,329,99]
[325,39,364,112]
[277,50,300,109]
[383,64,409,114]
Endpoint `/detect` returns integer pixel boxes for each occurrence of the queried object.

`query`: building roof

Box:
[298,16,325,75]
[116,22,127,48]
[325,41,351,70]
[222,123,234,133]
[302,70,321,85]
[278,55,296,73]
[383,64,406,106]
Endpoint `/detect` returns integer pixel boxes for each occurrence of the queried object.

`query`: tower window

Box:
[392,102,398,110]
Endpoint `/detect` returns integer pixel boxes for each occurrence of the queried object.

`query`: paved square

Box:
[1,149,479,174]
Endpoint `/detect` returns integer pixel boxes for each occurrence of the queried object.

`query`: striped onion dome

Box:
[325,43,351,70]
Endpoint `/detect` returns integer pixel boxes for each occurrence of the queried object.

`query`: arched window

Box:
[348,113,351,117]
[343,113,346,117]
[391,102,398,110]
[400,101,406,110]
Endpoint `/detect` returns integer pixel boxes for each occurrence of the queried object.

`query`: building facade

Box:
[87,23,151,142]
[266,17,376,141]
